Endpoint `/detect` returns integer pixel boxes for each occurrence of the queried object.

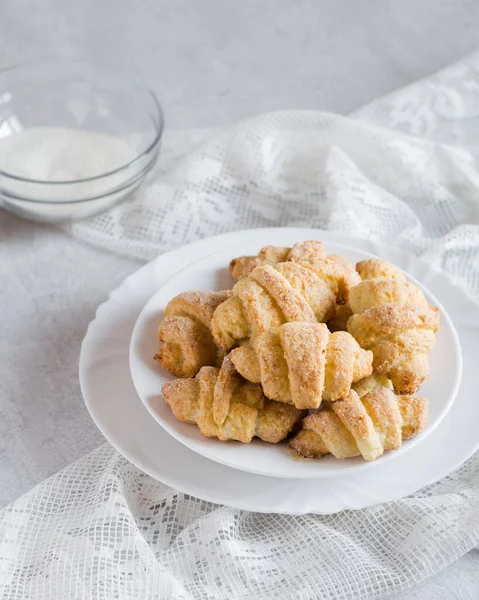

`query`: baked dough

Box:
[230,241,327,280]
[211,263,333,351]
[155,290,231,377]
[229,240,361,304]
[162,356,303,443]
[155,245,435,461]
[347,259,440,394]
[213,241,362,353]
[229,322,373,411]
[289,378,428,461]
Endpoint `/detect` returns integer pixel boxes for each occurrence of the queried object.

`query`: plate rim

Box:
[128,236,462,478]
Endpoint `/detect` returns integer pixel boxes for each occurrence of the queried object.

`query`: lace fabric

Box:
[1,446,477,599]
[2,51,479,600]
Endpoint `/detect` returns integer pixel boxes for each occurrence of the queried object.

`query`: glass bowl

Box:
[0,61,164,222]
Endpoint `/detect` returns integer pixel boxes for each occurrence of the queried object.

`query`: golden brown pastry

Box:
[289,380,428,461]
[229,241,327,280]
[213,241,362,354]
[351,372,394,396]
[211,263,335,352]
[229,322,373,409]
[162,357,303,443]
[229,240,361,305]
[155,290,231,377]
[347,259,440,394]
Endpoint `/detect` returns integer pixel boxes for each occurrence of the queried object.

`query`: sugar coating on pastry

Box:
[230,241,326,280]
[347,259,440,394]
[214,241,366,354]
[163,359,302,444]
[229,240,361,304]
[166,290,232,328]
[211,262,336,352]
[356,259,406,282]
[230,245,293,281]
[279,322,329,409]
[157,244,433,463]
[397,394,429,439]
[230,322,373,409]
[250,265,318,323]
[289,387,428,461]
[349,280,428,315]
[155,290,231,378]
[294,255,361,305]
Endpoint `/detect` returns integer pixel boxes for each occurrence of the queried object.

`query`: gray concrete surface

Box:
[3,0,479,128]
[1,1,478,598]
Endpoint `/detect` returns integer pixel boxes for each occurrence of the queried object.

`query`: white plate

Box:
[79,228,479,514]
[130,238,461,478]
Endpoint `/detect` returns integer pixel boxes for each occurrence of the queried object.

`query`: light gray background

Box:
[1,1,478,598]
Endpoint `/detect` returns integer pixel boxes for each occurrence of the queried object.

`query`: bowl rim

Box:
[0,60,165,185]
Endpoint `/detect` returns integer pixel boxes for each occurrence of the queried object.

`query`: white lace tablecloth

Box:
[2,51,479,600]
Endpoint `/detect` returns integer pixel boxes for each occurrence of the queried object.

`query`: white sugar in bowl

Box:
[0,61,164,222]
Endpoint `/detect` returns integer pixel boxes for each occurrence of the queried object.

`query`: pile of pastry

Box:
[155,241,440,462]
